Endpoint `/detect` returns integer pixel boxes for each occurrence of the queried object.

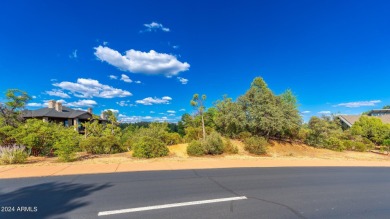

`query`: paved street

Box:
[1,167,390,219]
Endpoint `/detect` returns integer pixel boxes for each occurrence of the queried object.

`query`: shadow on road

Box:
[0,181,112,219]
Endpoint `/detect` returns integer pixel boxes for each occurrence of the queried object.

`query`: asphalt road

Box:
[1,167,390,219]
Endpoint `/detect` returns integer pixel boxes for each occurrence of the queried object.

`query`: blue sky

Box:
[0,0,389,122]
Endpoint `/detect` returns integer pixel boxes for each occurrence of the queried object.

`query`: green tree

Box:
[279,89,302,139]
[237,77,283,138]
[215,96,246,137]
[191,94,207,140]
[0,89,31,127]
[351,115,385,144]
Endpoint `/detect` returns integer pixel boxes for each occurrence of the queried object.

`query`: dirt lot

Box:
[7,140,390,167]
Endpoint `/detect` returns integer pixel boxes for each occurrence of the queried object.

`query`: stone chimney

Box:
[55,102,63,112]
[87,108,93,114]
[100,112,106,120]
[48,100,56,109]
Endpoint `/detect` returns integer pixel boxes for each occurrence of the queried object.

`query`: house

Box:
[338,109,390,129]
[22,100,106,133]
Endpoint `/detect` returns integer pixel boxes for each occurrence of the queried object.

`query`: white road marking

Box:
[98,196,247,216]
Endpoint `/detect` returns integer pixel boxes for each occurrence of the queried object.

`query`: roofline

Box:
[337,115,353,127]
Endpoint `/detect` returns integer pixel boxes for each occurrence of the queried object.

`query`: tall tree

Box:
[0,89,31,127]
[190,94,207,140]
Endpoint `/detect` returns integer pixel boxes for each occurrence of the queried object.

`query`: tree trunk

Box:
[201,114,206,140]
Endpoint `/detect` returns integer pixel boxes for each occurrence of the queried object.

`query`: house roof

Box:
[338,114,390,128]
[338,115,361,127]
[22,106,91,119]
[367,109,390,115]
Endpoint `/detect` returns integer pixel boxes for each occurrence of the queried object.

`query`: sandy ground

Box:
[1,140,390,178]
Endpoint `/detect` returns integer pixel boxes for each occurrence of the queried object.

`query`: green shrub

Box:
[203,132,224,155]
[238,131,252,140]
[223,138,238,154]
[187,140,205,156]
[80,136,121,154]
[164,132,182,145]
[343,140,354,151]
[132,136,169,158]
[354,142,367,152]
[0,145,28,164]
[244,136,268,155]
[53,127,81,162]
[325,137,345,152]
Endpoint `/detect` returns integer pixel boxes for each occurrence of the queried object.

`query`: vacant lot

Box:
[4,140,389,167]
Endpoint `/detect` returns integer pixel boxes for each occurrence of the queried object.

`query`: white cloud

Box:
[103,41,108,46]
[141,22,170,32]
[179,109,185,112]
[335,100,381,108]
[120,74,132,83]
[65,99,97,108]
[135,81,141,84]
[301,111,311,114]
[117,114,170,123]
[136,96,172,105]
[94,46,190,77]
[177,77,189,85]
[27,102,43,107]
[32,96,37,99]
[167,110,176,114]
[109,75,118,80]
[116,100,131,107]
[318,111,331,115]
[45,89,71,98]
[150,111,155,114]
[173,45,179,49]
[53,78,132,99]
[69,49,77,59]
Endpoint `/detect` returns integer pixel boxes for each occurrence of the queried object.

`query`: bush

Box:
[354,142,367,152]
[53,127,80,162]
[164,132,182,145]
[342,140,354,151]
[325,137,345,152]
[80,136,121,154]
[0,145,28,164]
[187,140,205,156]
[203,132,224,155]
[132,136,169,158]
[223,138,238,154]
[238,131,252,140]
[244,136,268,155]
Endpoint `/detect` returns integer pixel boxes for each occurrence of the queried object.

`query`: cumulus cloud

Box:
[27,102,44,107]
[141,22,170,32]
[28,99,97,108]
[150,111,155,114]
[177,77,188,85]
[135,81,141,84]
[301,111,311,114]
[136,96,172,105]
[334,100,381,108]
[116,100,132,107]
[179,109,186,112]
[167,110,176,114]
[120,74,132,83]
[109,75,118,79]
[118,114,169,123]
[94,46,190,77]
[318,111,331,115]
[53,78,132,99]
[64,99,97,108]
[45,89,71,98]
